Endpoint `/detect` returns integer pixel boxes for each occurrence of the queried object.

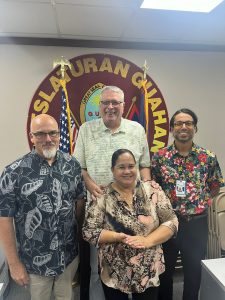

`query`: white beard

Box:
[42,148,57,159]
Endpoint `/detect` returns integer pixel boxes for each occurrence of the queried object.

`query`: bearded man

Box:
[0,114,86,300]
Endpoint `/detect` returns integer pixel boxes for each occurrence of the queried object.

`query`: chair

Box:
[207,187,225,258]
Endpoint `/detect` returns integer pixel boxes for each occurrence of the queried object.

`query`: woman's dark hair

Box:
[111,149,136,168]
[170,108,198,130]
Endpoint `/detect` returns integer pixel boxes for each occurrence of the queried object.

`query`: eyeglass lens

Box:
[174,121,194,128]
[32,131,59,138]
[101,100,123,106]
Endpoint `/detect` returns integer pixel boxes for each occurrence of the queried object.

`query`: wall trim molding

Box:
[1,36,225,52]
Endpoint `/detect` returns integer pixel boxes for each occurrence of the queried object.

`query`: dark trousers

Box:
[79,238,90,300]
[158,214,208,300]
[102,282,158,300]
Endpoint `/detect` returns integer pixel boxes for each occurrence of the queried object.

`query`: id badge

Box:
[175,180,186,197]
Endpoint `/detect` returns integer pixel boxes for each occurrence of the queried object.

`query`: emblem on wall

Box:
[27,53,169,155]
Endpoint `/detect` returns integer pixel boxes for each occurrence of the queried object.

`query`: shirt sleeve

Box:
[151,181,178,235]
[139,125,151,168]
[142,181,178,235]
[82,194,105,246]
[151,153,163,185]
[74,124,87,169]
[74,160,87,200]
[0,167,16,217]
[207,155,225,191]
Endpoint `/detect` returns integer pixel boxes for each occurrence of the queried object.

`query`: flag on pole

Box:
[139,79,149,142]
[59,79,77,154]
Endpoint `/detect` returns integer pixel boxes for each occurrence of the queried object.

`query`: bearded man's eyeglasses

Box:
[31,131,60,139]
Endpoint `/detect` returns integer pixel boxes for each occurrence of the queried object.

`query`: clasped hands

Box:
[115,232,151,249]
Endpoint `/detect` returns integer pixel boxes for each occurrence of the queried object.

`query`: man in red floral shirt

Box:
[151,108,224,300]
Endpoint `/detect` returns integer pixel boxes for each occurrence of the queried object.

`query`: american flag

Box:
[59,87,77,154]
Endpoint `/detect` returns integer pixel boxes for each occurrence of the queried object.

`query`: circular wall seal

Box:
[27,53,169,155]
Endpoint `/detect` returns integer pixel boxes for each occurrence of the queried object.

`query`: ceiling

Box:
[1,0,225,50]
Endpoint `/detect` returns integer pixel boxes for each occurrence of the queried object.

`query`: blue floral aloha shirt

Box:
[151,143,224,216]
[0,150,86,276]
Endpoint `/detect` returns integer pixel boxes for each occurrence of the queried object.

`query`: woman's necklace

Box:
[112,183,134,208]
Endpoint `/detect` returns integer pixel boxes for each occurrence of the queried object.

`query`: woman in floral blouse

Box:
[83,149,178,300]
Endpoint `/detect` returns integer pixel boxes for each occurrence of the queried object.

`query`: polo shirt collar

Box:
[99,117,126,133]
[171,142,199,157]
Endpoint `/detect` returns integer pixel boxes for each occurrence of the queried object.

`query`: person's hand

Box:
[115,232,128,243]
[90,184,104,200]
[8,261,29,287]
[124,235,149,249]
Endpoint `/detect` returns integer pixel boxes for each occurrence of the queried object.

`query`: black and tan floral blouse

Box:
[83,180,178,294]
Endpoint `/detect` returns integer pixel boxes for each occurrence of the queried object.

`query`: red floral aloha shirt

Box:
[151,143,224,216]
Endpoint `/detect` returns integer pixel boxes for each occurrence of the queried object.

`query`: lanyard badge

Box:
[175,180,186,197]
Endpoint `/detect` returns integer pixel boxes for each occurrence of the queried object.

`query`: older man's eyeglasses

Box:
[100,100,123,107]
[173,121,194,129]
[32,131,60,139]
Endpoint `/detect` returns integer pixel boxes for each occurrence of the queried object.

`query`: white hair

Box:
[100,86,124,102]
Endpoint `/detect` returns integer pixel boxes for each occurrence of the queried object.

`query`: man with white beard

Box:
[0,114,86,300]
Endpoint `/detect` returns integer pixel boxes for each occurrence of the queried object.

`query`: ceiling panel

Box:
[56,4,134,38]
[0,0,225,47]
[0,1,57,35]
[123,4,225,44]
[54,0,143,8]
[122,11,181,42]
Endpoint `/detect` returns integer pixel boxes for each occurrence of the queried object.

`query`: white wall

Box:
[0,44,224,176]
